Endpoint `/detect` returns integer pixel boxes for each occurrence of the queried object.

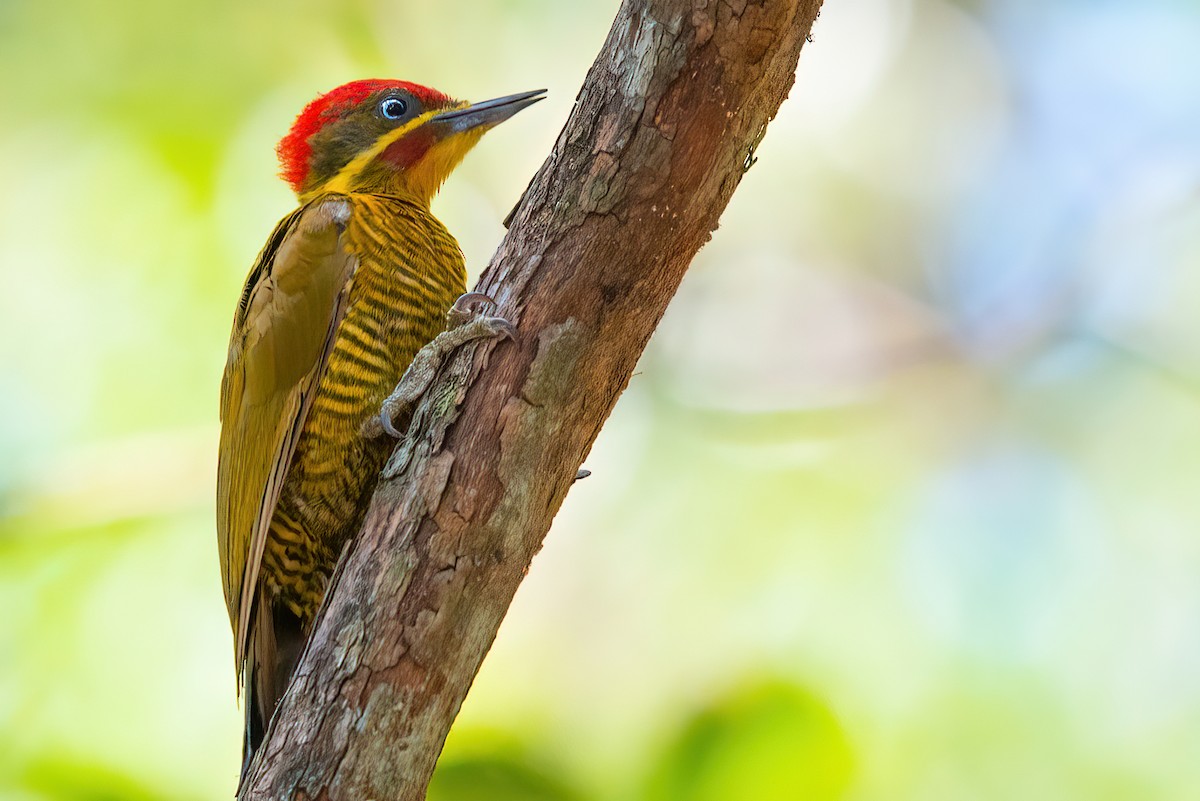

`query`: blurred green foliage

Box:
[14,754,198,801]
[3,0,1200,799]
[644,683,853,801]
[428,736,585,801]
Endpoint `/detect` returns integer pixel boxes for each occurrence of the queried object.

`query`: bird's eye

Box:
[379,97,408,120]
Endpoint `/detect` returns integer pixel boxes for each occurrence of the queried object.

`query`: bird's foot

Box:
[374,292,515,438]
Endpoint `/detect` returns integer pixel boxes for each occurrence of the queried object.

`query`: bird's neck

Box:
[302,166,430,208]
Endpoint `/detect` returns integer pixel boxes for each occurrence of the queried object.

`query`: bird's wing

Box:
[216,196,358,675]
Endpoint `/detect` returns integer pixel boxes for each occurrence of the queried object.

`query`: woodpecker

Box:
[216,79,543,776]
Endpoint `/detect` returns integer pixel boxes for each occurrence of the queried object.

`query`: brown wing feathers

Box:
[216,197,356,672]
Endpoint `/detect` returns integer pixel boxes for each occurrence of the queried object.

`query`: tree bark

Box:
[239,0,822,797]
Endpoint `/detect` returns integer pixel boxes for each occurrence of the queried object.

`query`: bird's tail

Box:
[239,589,306,788]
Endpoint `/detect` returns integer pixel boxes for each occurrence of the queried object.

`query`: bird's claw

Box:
[449,290,496,318]
[447,291,491,327]
[378,401,408,439]
[375,291,516,438]
[450,291,516,344]
[471,315,517,341]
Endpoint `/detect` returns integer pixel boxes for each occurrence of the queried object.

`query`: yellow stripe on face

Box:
[306,103,471,202]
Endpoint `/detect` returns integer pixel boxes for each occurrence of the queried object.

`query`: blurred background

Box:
[2,0,1199,798]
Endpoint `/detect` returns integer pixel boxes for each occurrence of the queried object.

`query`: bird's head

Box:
[277,79,545,205]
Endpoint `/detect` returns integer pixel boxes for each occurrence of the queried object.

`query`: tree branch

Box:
[240,0,822,797]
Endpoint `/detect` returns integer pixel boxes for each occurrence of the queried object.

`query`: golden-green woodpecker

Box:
[216,79,543,774]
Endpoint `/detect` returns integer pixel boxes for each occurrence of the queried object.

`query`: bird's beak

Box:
[378,89,545,204]
[431,89,547,133]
